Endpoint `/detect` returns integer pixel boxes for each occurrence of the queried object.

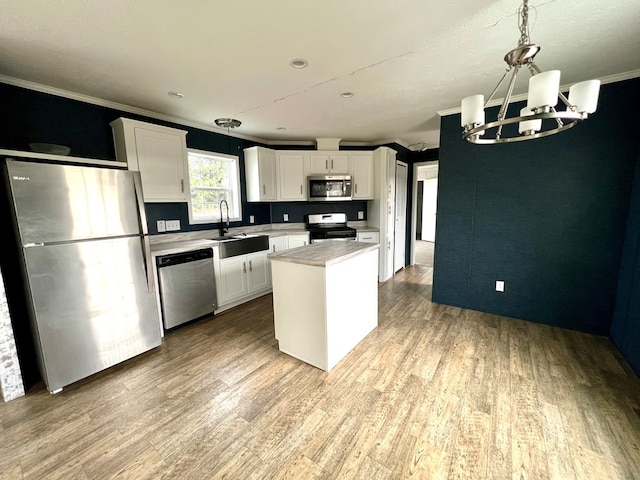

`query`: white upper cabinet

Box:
[245,146,277,202]
[110,118,188,202]
[309,152,350,174]
[349,152,374,200]
[278,152,307,201]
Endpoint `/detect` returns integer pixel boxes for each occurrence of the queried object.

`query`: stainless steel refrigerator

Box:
[4,159,162,393]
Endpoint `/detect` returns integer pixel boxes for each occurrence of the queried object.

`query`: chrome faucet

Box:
[219,199,230,236]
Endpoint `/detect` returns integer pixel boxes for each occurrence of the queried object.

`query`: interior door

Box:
[394,161,408,272]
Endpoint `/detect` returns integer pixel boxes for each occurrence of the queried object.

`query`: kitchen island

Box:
[269,241,379,372]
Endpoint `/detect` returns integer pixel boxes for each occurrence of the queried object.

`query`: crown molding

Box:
[0,74,414,148]
[0,74,267,143]
[437,69,640,117]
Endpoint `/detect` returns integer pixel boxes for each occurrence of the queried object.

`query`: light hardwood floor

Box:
[2,265,640,479]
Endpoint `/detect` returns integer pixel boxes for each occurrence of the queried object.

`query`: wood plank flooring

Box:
[2,265,640,479]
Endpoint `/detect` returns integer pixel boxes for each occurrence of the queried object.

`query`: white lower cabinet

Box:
[269,236,288,254]
[357,231,380,243]
[214,233,310,312]
[217,250,270,306]
[287,234,309,249]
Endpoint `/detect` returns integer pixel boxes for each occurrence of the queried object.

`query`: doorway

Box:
[411,162,438,268]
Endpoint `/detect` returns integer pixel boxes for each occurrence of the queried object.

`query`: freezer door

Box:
[7,160,141,245]
[23,237,161,392]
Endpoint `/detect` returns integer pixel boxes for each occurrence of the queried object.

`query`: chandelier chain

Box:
[518,0,530,46]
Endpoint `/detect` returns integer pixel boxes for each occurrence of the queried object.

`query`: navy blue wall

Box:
[433,77,640,336]
[610,150,640,373]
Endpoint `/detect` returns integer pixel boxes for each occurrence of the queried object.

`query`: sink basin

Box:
[217,235,269,259]
[210,235,235,241]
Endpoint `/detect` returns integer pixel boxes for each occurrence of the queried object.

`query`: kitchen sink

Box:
[214,234,269,259]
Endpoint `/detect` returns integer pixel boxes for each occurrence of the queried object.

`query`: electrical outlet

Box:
[495,280,505,292]
[249,215,255,224]
[358,211,364,220]
[283,213,289,222]
[166,220,181,231]
[156,220,166,232]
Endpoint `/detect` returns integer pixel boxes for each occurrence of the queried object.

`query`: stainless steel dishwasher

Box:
[156,248,217,329]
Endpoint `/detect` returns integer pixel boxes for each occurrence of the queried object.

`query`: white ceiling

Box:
[1,0,639,150]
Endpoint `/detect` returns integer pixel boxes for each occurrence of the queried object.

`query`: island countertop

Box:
[268,241,379,267]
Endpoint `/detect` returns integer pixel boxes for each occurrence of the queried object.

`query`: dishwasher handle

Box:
[157,248,213,268]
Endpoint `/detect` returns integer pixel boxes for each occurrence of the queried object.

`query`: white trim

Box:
[410,161,438,266]
[185,149,242,225]
[0,74,265,143]
[437,69,640,117]
[0,148,125,168]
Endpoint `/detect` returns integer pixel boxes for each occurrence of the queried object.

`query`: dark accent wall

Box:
[611,150,640,373]
[433,77,640,337]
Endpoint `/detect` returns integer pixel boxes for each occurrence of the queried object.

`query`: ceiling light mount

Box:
[168,91,184,98]
[214,118,241,129]
[340,92,354,98]
[461,0,600,145]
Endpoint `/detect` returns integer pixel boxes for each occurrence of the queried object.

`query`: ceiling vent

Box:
[315,138,341,150]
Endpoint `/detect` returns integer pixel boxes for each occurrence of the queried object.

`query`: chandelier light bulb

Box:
[527,70,561,110]
[569,80,601,114]
[461,95,485,127]
[519,107,542,134]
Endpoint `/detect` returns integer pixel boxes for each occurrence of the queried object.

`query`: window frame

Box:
[185,148,243,225]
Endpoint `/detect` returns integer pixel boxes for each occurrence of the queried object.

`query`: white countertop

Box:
[268,241,379,267]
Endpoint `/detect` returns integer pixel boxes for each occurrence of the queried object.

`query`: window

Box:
[186,149,242,224]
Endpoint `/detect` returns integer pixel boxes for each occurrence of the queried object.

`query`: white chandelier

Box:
[461,0,601,144]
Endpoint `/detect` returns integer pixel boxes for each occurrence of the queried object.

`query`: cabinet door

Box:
[134,127,186,202]
[247,251,270,293]
[218,256,248,304]
[287,234,309,249]
[278,152,306,200]
[258,150,278,201]
[329,154,350,174]
[309,153,330,174]
[350,152,374,199]
[269,236,288,254]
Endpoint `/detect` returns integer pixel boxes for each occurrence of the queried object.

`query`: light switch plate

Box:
[283,213,289,222]
[166,220,181,231]
[358,211,364,220]
[249,215,255,224]
[156,220,166,232]
[495,280,505,292]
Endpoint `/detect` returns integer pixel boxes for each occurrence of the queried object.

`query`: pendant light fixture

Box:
[461,0,601,144]
[214,117,242,154]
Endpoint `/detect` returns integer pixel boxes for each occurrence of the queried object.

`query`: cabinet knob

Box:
[180,179,184,193]
[249,260,253,271]
[243,262,247,273]
[325,159,328,171]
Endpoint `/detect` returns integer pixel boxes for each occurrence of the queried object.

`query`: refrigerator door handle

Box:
[132,172,154,293]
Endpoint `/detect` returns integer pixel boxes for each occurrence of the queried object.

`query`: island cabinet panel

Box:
[270,243,379,371]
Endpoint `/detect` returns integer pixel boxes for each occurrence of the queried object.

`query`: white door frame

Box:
[410,160,439,265]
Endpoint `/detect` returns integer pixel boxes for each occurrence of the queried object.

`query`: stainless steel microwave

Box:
[308,175,352,201]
